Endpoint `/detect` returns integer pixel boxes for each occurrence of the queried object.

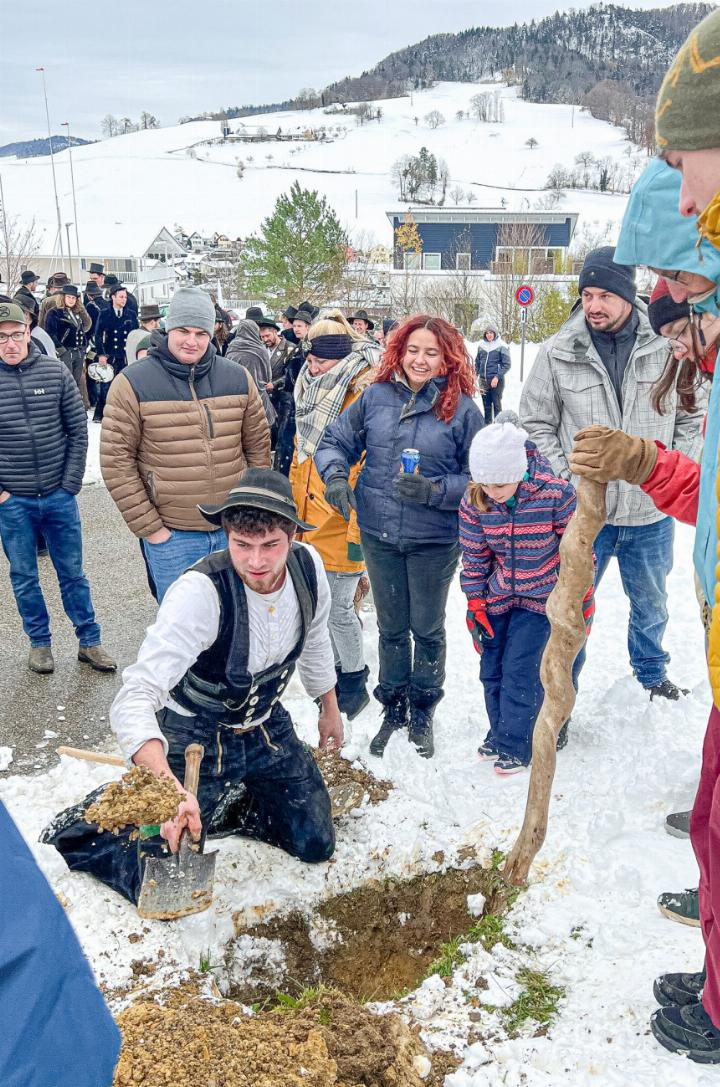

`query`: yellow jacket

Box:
[290,367,372,574]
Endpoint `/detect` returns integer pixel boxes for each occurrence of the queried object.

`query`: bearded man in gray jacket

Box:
[520,246,704,700]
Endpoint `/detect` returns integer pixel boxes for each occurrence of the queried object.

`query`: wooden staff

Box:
[504,477,607,885]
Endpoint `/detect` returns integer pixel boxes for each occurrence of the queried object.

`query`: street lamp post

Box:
[61,121,81,272]
[36,66,64,265]
[65,222,74,282]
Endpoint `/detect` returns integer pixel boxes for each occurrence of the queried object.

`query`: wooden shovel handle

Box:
[183,743,204,797]
[57,745,125,767]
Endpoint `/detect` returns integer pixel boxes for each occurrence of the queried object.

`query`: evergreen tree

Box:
[239,181,348,306]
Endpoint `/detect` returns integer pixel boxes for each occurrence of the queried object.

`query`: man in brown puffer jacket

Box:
[100,287,271,601]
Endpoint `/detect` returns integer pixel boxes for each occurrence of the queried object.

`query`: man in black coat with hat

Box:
[102,274,138,316]
[13,270,40,318]
[45,469,342,906]
[94,284,139,383]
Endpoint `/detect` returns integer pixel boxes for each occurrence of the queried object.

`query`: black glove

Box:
[324,474,357,522]
[393,472,437,506]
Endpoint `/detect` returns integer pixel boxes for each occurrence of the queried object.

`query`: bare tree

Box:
[425,110,445,129]
[449,185,466,206]
[139,111,159,130]
[525,137,539,151]
[420,229,481,335]
[100,114,118,138]
[479,221,548,340]
[0,214,44,292]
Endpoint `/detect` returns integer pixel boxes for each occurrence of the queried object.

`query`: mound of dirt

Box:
[85,767,181,834]
[314,748,392,807]
[113,982,432,1087]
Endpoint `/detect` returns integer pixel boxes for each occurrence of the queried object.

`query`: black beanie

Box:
[579,246,636,305]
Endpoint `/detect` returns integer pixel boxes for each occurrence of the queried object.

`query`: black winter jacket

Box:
[13,285,39,318]
[45,306,90,355]
[0,344,88,497]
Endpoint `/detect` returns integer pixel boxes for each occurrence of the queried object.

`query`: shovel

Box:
[136,743,217,921]
[58,743,218,918]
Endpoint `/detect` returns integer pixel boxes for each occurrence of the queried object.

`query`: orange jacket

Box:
[290,367,372,574]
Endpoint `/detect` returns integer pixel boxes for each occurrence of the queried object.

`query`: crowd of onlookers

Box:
[6,6,720,1070]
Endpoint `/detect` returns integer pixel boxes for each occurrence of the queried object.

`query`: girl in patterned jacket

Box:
[460,412,592,775]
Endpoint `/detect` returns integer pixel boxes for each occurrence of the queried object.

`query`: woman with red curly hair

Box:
[315,315,483,759]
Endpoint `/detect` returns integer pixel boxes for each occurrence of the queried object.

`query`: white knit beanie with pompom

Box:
[469,415,528,485]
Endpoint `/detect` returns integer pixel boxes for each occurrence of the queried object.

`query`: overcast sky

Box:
[0,0,685,144]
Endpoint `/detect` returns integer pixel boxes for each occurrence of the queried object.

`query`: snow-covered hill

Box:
[2,83,639,255]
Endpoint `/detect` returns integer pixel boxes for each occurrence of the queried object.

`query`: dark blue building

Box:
[388,209,579,273]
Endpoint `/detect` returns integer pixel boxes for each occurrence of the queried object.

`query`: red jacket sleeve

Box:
[641,443,699,526]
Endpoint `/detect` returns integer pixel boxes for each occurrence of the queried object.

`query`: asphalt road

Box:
[0,484,157,776]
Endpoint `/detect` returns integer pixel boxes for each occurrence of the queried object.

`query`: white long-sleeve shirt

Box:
[111,543,335,761]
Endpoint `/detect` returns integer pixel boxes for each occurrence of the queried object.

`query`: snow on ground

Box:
[2,351,711,1083]
[3,84,633,252]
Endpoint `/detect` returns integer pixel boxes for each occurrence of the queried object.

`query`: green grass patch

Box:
[467,913,516,952]
[502,968,565,1035]
[425,936,466,978]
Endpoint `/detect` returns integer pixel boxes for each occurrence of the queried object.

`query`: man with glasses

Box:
[0,302,115,675]
[100,288,271,601]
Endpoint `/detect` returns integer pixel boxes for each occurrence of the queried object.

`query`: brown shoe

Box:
[28,647,55,674]
[78,645,117,673]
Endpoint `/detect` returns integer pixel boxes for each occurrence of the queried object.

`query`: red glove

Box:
[466,599,494,654]
[582,584,595,637]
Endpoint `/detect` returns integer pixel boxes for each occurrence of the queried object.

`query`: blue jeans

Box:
[142,527,226,602]
[480,606,585,763]
[593,516,673,688]
[0,489,100,648]
[45,703,334,904]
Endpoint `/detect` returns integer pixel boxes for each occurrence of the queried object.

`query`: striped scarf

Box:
[294,351,371,463]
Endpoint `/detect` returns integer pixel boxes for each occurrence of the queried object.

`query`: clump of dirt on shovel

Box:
[113,981,436,1087]
[85,767,180,834]
[314,748,392,806]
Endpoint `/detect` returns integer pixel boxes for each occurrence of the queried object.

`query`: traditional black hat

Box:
[256,315,280,330]
[104,274,120,289]
[140,302,161,321]
[349,308,374,330]
[84,281,102,298]
[245,306,265,322]
[61,284,80,298]
[198,468,315,531]
[89,262,105,275]
[294,303,317,325]
[108,282,127,297]
[283,305,298,321]
[21,270,39,285]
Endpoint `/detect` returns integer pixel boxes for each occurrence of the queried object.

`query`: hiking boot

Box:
[478,739,499,761]
[494,754,528,776]
[649,679,690,701]
[78,645,117,673]
[665,809,691,838]
[335,666,370,721]
[369,687,409,757]
[28,647,54,674]
[654,968,706,1008]
[408,688,442,760]
[657,888,700,927]
[556,719,570,751]
[651,1001,720,1063]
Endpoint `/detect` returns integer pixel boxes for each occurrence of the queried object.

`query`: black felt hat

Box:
[85,281,102,298]
[89,262,105,275]
[349,308,375,330]
[61,284,80,298]
[198,468,315,531]
[21,270,39,285]
[283,305,298,321]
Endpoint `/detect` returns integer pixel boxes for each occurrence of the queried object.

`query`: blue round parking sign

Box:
[515,285,535,306]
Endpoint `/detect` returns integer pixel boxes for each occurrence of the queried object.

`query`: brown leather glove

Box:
[569,425,658,485]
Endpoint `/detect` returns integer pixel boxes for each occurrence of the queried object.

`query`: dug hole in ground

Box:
[1,346,711,1085]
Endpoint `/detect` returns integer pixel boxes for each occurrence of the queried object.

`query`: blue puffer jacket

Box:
[475,339,511,383]
[0,343,88,497]
[315,374,484,545]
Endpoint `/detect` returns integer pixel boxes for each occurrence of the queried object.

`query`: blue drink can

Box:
[401,448,420,473]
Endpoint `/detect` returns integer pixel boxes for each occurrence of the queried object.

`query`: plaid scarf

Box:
[294,351,371,463]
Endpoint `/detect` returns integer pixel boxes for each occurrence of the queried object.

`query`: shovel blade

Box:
[137,837,217,920]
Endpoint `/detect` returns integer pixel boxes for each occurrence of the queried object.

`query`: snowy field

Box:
[2,83,635,253]
[2,348,712,1082]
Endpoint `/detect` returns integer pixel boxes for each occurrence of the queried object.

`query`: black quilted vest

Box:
[170,545,318,727]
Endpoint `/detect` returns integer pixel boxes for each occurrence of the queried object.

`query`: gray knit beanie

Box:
[166,288,215,335]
